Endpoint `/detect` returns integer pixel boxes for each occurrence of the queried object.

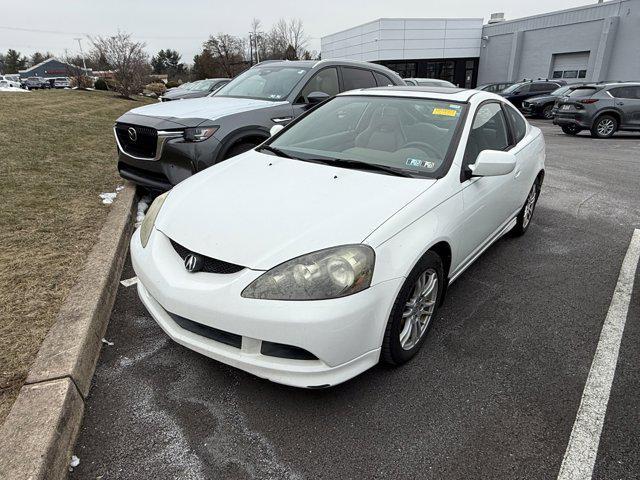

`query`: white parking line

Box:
[557,229,640,480]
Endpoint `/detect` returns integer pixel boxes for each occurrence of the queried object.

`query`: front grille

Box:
[169,312,242,348]
[115,123,158,158]
[170,239,245,274]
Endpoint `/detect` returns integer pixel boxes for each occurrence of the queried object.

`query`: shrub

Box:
[145,82,166,96]
[94,78,109,90]
[70,76,94,89]
[166,81,180,89]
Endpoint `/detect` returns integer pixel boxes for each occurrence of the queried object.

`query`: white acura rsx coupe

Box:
[131,86,545,388]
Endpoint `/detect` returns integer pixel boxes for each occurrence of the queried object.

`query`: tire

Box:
[591,115,618,138]
[561,125,580,135]
[381,251,444,366]
[542,104,554,120]
[223,141,259,160]
[512,177,541,236]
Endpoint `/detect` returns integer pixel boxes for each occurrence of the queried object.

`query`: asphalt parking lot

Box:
[71,120,640,480]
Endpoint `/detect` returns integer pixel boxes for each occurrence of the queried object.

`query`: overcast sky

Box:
[1,0,595,63]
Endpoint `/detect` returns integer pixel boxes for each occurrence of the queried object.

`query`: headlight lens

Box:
[140,192,169,248]
[183,126,218,142]
[242,245,375,300]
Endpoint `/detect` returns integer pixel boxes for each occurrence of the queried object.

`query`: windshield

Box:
[215,66,309,101]
[501,83,524,94]
[551,85,572,96]
[267,95,466,177]
[189,79,216,91]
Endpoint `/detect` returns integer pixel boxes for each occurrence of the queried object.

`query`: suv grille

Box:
[170,239,245,274]
[115,123,158,158]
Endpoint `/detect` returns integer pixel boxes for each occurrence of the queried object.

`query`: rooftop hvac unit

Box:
[488,12,505,24]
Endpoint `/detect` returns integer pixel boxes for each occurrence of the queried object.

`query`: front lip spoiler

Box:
[113,127,182,161]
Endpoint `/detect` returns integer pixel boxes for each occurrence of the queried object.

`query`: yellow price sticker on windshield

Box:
[432,108,458,117]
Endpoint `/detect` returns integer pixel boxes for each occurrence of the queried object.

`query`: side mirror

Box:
[270,124,284,137]
[307,91,330,105]
[469,150,516,177]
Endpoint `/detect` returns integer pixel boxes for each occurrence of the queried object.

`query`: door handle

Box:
[616,102,624,106]
[271,117,293,123]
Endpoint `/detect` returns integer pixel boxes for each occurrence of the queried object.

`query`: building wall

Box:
[478,0,640,84]
[321,18,483,62]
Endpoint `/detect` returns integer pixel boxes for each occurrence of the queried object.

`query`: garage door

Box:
[551,51,590,80]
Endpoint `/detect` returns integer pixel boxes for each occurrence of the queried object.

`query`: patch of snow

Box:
[101,338,114,346]
[70,455,80,467]
[0,87,30,93]
[120,276,138,287]
[136,195,152,226]
[116,185,125,192]
[99,192,117,204]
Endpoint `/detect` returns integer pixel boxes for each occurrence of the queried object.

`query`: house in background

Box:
[18,57,92,79]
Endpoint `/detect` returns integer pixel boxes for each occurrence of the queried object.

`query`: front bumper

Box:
[130,228,403,387]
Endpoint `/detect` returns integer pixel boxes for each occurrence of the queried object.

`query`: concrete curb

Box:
[0,183,137,480]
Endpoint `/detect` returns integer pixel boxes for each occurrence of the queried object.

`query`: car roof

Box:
[338,86,484,102]
[252,58,398,74]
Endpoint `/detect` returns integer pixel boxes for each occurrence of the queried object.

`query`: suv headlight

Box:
[183,126,218,142]
[242,245,375,300]
[140,192,169,248]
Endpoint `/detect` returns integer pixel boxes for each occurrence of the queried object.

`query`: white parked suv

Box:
[131,86,545,388]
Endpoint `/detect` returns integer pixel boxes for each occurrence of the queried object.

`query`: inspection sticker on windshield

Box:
[432,107,458,117]
[406,158,435,169]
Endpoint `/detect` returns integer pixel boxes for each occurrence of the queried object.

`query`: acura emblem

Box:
[128,127,137,142]
[184,253,203,273]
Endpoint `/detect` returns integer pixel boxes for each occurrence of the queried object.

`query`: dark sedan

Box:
[159,78,229,102]
[521,84,584,119]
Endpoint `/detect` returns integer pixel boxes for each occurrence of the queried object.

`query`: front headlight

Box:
[183,126,218,142]
[242,245,375,300]
[140,192,169,248]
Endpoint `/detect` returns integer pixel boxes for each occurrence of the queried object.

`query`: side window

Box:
[463,103,510,169]
[373,71,393,87]
[504,104,527,144]
[515,84,530,94]
[610,86,640,99]
[341,67,376,91]
[297,67,339,103]
[530,83,550,92]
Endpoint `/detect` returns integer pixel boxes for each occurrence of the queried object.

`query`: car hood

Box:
[128,96,285,125]
[156,151,436,270]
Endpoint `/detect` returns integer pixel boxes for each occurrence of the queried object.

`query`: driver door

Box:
[457,102,517,262]
[291,67,340,120]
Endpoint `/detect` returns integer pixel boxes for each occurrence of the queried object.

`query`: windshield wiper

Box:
[307,158,414,178]
[258,145,294,159]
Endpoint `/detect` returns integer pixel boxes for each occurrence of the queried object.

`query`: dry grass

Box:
[0,89,152,423]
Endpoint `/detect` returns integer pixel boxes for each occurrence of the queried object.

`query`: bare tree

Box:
[203,34,247,77]
[90,32,150,99]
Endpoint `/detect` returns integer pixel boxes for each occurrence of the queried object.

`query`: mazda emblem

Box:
[128,127,137,142]
[184,254,203,273]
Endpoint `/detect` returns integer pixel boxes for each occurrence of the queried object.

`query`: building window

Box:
[563,70,578,78]
[381,61,417,78]
[553,71,563,79]
[425,61,455,83]
[578,70,587,78]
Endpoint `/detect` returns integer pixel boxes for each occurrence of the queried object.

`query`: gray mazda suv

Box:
[114,59,403,190]
[553,82,640,138]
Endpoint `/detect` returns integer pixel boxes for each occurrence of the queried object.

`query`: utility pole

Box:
[249,33,254,66]
[74,37,87,70]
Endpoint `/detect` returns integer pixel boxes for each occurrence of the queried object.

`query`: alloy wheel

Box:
[597,118,615,137]
[522,184,538,229]
[400,269,438,350]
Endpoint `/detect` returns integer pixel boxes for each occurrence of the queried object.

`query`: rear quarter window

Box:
[568,87,599,98]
